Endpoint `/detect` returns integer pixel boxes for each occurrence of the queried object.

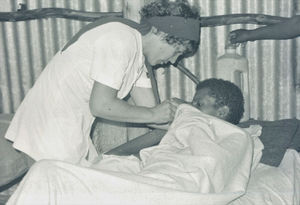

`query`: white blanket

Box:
[232,149,300,205]
[8,104,281,205]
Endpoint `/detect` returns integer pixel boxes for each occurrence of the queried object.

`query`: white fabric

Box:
[7,152,300,205]
[4,22,151,165]
[8,151,300,205]
[231,149,300,205]
[7,104,275,205]
[137,104,263,193]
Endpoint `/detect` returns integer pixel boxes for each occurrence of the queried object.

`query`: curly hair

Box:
[140,0,200,57]
[195,78,245,124]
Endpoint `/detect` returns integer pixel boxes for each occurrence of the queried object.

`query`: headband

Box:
[141,16,200,42]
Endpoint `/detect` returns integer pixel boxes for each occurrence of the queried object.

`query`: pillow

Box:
[238,119,299,167]
[0,114,29,187]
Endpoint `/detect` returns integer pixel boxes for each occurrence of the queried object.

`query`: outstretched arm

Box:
[89,82,177,124]
[105,88,187,157]
[230,15,300,43]
[130,87,186,130]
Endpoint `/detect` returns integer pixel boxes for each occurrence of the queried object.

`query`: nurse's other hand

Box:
[151,100,178,124]
[229,29,252,44]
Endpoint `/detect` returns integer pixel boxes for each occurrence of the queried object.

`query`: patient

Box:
[134,78,253,192]
[92,78,259,193]
[191,78,244,124]
[106,78,245,157]
[8,79,262,203]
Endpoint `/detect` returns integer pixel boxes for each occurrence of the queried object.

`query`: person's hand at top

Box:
[229,16,300,44]
[229,29,253,44]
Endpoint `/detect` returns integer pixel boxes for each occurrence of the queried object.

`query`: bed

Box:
[1,92,300,204]
[1,105,300,205]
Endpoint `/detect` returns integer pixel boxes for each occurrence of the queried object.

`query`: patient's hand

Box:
[170,97,188,106]
[243,125,262,137]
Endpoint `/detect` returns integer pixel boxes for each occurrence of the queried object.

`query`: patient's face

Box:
[192,88,219,117]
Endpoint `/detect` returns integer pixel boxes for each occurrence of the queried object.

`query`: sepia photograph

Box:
[0,0,299,204]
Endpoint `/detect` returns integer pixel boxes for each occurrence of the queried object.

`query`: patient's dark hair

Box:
[140,0,200,57]
[195,78,244,124]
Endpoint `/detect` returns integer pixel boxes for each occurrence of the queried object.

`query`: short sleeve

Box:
[134,65,152,88]
[90,30,136,90]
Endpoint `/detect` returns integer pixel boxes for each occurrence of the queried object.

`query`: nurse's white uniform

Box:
[5,22,151,165]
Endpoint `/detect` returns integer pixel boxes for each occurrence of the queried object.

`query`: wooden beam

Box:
[0,8,289,27]
[0,8,122,22]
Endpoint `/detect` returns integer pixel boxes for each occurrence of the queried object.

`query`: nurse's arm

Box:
[89,81,174,124]
[90,81,154,123]
[105,86,168,157]
[129,86,170,130]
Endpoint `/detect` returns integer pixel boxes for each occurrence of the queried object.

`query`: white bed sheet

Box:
[6,105,300,205]
[232,149,300,205]
[6,149,300,205]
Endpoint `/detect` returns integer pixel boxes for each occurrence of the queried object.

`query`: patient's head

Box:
[192,78,244,124]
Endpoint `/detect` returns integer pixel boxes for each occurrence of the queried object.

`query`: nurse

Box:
[5,0,201,165]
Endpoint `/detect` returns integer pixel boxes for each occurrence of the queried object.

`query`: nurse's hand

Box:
[151,100,178,124]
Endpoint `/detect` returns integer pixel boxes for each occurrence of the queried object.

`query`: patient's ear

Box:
[216,106,229,119]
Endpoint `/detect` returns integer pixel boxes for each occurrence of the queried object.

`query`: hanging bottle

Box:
[216,44,250,121]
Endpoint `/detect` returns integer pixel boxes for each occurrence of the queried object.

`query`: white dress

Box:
[5,22,151,165]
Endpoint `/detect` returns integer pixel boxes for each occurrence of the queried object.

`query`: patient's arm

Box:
[105,129,166,157]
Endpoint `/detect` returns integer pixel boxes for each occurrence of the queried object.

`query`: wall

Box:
[0,0,299,151]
